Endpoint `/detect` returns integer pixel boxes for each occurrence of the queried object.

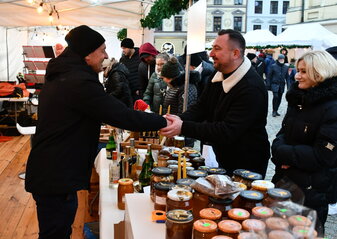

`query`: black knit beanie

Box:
[65,25,105,58]
[161,57,181,79]
[121,38,134,49]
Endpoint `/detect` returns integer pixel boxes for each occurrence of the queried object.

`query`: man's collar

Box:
[211,56,252,93]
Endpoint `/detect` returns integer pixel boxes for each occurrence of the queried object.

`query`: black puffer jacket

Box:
[104,62,132,108]
[272,78,337,207]
[25,47,166,195]
[163,71,200,115]
[119,48,141,95]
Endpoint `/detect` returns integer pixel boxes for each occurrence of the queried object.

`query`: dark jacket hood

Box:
[45,47,97,81]
[286,76,337,107]
[170,70,200,88]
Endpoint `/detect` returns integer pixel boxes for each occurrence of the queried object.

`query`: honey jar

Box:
[117,178,134,210]
[166,189,193,212]
[154,182,175,211]
[207,167,227,175]
[191,157,205,169]
[240,172,262,189]
[251,180,275,195]
[265,217,289,231]
[218,220,242,238]
[227,208,250,222]
[157,154,170,167]
[211,236,233,239]
[176,178,195,187]
[232,190,264,213]
[208,197,233,219]
[193,190,209,221]
[199,208,222,222]
[193,219,218,239]
[187,170,208,179]
[268,230,295,239]
[251,206,274,219]
[232,169,251,182]
[150,167,173,202]
[288,215,312,227]
[292,226,317,239]
[238,232,264,239]
[166,209,193,239]
[262,188,291,207]
[241,219,266,233]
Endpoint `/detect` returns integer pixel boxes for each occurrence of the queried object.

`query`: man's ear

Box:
[233,48,241,59]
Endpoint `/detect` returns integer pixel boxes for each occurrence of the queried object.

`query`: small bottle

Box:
[109,151,120,188]
[105,133,116,160]
[139,152,153,192]
[146,144,155,169]
[129,138,139,180]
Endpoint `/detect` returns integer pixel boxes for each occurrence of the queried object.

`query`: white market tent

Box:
[244,29,277,47]
[271,23,337,50]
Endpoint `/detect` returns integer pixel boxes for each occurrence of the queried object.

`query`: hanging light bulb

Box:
[48,12,53,22]
[37,2,43,13]
[27,0,34,4]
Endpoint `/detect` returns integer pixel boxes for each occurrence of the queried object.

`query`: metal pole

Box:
[6,27,10,82]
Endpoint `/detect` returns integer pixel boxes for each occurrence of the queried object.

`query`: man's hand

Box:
[160,114,183,138]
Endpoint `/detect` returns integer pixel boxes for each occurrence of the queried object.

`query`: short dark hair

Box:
[218,29,245,57]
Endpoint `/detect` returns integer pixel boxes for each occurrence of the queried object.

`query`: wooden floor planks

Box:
[0,135,98,239]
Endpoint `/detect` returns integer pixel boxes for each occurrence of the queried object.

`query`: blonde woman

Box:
[271,50,337,236]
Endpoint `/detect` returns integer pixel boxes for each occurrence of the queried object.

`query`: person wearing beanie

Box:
[25,25,168,239]
[280,48,289,63]
[267,53,289,117]
[138,42,159,96]
[119,38,142,102]
[161,29,270,177]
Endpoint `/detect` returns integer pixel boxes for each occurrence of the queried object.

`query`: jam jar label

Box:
[155,196,167,205]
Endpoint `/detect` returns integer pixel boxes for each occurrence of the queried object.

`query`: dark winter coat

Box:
[272,78,337,207]
[264,55,275,76]
[143,72,167,114]
[25,47,166,195]
[198,60,215,96]
[255,57,265,79]
[104,62,132,108]
[163,71,200,115]
[119,47,141,95]
[180,64,270,176]
[138,61,155,95]
[267,61,289,93]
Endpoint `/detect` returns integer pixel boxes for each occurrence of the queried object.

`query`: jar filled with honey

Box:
[199,208,222,222]
[262,188,292,207]
[193,219,218,239]
[166,189,193,212]
[117,178,134,210]
[154,182,175,211]
[166,209,193,239]
[207,167,227,175]
[187,170,208,180]
[232,190,264,213]
[150,167,173,202]
[208,197,233,219]
[193,190,210,221]
[218,220,242,238]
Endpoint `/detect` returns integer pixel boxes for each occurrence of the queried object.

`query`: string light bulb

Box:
[37,2,43,13]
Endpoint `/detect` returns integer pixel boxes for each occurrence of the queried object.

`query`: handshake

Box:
[160,114,183,138]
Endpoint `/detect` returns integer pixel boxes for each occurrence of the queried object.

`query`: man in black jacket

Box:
[25,25,167,239]
[161,29,270,177]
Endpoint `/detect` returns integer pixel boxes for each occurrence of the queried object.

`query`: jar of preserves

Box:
[227,208,250,222]
[240,172,262,189]
[191,157,205,169]
[292,226,317,239]
[193,219,218,239]
[158,154,170,167]
[166,189,193,212]
[218,220,242,238]
[232,169,251,182]
[193,190,210,220]
[117,178,134,210]
[268,230,295,239]
[188,153,201,160]
[166,209,193,239]
[288,215,312,227]
[208,197,233,219]
[150,167,173,202]
[187,170,208,180]
[174,136,185,148]
[211,236,233,239]
[207,167,227,175]
[167,160,178,166]
[168,165,178,182]
[251,180,275,196]
[198,165,210,171]
[265,217,289,231]
[232,190,264,213]
[176,178,195,187]
[251,206,274,219]
[241,219,266,232]
[199,208,222,222]
[238,232,264,239]
[154,182,175,211]
[172,184,192,192]
[262,188,291,207]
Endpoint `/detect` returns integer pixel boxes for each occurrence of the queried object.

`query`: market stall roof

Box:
[271,23,337,50]
[244,29,277,47]
[0,0,153,29]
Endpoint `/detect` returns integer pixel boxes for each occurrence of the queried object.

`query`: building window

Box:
[269,25,277,35]
[270,1,278,14]
[234,16,242,32]
[234,0,243,5]
[214,0,222,5]
[213,16,222,32]
[255,1,263,14]
[174,16,182,31]
[253,25,261,30]
[283,1,289,14]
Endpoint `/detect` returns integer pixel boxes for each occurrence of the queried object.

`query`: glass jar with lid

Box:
[208,197,233,220]
[251,180,275,196]
[157,154,170,167]
[227,208,250,222]
[187,170,208,180]
[186,149,199,157]
[240,172,263,189]
[232,169,251,182]
[176,178,195,187]
[193,190,210,221]
[168,165,178,182]
[117,178,134,210]
[150,167,173,202]
[251,206,274,219]
[241,219,266,233]
[166,188,193,212]
[172,184,192,192]
[232,190,264,213]
[198,165,210,172]
[191,157,205,169]
[218,220,242,238]
[262,188,292,207]
[199,208,222,222]
[154,182,175,211]
[166,209,193,239]
[167,160,178,166]
[193,219,218,239]
[207,167,227,175]
[265,217,289,231]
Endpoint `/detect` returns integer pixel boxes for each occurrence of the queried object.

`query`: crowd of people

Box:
[25,25,337,239]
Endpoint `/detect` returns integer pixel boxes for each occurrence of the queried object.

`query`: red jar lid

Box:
[218,220,242,233]
[265,217,289,230]
[200,208,222,220]
[242,219,266,232]
[193,219,217,233]
[288,215,312,227]
[228,208,250,221]
[252,206,274,218]
[268,230,295,239]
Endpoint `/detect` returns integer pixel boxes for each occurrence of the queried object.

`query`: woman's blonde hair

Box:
[296,50,337,83]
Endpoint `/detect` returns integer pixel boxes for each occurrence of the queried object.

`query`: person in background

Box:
[119,38,141,102]
[55,43,65,57]
[256,53,266,79]
[25,25,168,239]
[143,52,170,114]
[190,52,214,97]
[268,54,289,117]
[103,58,132,108]
[280,47,289,64]
[160,29,270,177]
[247,52,257,67]
[264,52,275,81]
[271,50,337,236]
[138,42,159,97]
[287,58,297,90]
